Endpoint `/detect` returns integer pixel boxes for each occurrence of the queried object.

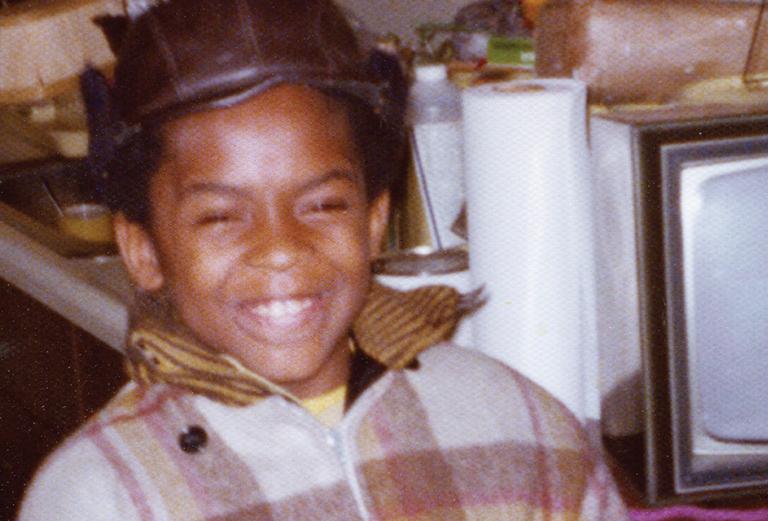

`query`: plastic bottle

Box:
[406,63,465,250]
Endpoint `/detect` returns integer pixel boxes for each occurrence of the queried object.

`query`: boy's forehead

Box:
[151,84,363,191]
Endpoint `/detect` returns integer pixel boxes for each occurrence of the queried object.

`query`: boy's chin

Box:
[228,337,351,397]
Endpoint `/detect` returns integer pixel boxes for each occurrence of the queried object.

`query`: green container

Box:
[487,36,535,68]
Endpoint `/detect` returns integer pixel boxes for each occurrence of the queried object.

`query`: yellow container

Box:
[58,203,114,243]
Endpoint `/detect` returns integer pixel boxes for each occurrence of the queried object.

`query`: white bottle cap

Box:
[414,63,448,82]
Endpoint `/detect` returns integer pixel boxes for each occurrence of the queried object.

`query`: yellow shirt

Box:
[300,385,346,427]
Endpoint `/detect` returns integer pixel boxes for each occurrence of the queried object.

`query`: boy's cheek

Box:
[158,238,233,290]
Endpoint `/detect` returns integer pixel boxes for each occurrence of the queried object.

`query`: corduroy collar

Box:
[124,282,482,407]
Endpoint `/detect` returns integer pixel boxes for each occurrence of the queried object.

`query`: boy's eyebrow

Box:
[179,182,244,199]
[298,169,361,193]
[178,169,361,200]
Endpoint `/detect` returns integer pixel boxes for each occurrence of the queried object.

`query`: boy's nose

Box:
[241,214,309,271]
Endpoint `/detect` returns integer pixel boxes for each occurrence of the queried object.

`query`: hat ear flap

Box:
[365,49,408,127]
[93,14,130,56]
[80,66,118,179]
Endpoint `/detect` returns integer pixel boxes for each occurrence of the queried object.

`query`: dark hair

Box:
[103,84,406,225]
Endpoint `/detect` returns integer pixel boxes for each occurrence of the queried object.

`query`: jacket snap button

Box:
[179,425,208,453]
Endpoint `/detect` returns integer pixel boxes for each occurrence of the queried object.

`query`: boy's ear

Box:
[367,190,390,256]
[114,213,164,291]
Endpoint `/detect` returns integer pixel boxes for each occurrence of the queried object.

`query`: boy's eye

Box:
[307,198,350,213]
[194,210,239,226]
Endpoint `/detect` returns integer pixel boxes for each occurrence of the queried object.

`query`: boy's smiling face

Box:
[116,84,389,399]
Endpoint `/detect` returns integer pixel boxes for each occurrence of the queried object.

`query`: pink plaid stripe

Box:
[86,426,154,521]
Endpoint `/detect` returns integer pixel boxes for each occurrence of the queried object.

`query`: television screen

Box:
[662,138,768,495]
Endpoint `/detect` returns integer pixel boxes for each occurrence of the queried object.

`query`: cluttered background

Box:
[4,0,768,519]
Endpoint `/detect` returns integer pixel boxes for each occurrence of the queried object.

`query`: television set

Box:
[590,106,768,504]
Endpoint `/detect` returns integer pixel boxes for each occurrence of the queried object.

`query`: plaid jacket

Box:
[19,344,627,520]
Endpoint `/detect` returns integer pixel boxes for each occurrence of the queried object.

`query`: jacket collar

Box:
[125,282,482,406]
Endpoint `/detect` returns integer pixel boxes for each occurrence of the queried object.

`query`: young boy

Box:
[19,0,628,519]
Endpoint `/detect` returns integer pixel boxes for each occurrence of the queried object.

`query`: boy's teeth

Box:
[252,298,312,318]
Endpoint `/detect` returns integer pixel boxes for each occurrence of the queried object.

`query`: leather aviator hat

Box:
[98,0,391,126]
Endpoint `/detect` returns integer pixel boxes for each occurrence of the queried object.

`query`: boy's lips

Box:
[248,297,313,318]
[233,293,326,339]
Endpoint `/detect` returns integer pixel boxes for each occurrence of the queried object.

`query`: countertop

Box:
[0,204,131,351]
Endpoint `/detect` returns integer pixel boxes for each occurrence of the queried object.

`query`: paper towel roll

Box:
[462,79,599,422]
